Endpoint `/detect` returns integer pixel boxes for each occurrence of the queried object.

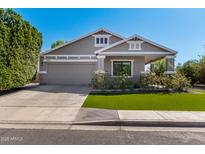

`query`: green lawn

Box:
[83,90,205,111]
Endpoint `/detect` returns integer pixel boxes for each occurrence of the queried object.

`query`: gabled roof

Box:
[42,28,125,55]
[95,34,178,55]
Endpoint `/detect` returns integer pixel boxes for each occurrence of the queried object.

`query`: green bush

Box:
[113,72,134,89]
[140,73,164,89]
[176,60,200,84]
[90,71,109,89]
[90,71,134,89]
[164,73,191,91]
[140,72,191,92]
[153,58,166,75]
[0,9,42,90]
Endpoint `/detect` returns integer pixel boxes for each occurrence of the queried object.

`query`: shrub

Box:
[164,73,191,92]
[140,72,191,92]
[113,72,134,89]
[140,73,165,89]
[90,71,134,89]
[0,9,42,90]
[90,71,108,89]
[153,58,166,75]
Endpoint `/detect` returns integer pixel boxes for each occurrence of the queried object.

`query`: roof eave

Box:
[95,34,178,55]
[42,28,125,55]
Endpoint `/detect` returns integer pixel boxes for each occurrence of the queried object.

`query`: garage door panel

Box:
[46,63,95,85]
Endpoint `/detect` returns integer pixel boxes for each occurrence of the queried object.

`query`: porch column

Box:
[150,62,155,73]
[96,55,105,72]
[164,55,175,74]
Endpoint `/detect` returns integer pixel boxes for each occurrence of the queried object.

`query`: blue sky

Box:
[15,8,205,64]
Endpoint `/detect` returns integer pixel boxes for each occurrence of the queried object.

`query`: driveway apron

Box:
[0,85,91,123]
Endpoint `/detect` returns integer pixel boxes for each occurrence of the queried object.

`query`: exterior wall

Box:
[104,56,145,81]
[45,32,122,55]
[105,41,167,52]
[41,62,97,85]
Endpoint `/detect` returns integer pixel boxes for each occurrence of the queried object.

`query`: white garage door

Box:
[45,63,96,85]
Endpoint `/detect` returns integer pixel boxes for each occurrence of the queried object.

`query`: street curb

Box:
[0,120,72,125]
[73,120,205,127]
[2,120,205,128]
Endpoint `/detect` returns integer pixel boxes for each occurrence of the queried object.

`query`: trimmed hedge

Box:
[0,9,42,90]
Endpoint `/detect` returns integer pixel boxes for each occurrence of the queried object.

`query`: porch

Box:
[96,53,176,80]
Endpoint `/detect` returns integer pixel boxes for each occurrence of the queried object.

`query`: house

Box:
[39,28,177,85]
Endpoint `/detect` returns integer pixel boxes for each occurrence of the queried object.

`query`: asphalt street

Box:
[1,128,205,145]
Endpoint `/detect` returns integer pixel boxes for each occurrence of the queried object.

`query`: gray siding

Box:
[105,41,167,52]
[45,32,122,55]
[104,56,145,81]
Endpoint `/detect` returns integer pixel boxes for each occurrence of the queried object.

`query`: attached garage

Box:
[43,62,96,85]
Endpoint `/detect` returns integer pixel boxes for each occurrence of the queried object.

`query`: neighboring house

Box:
[39,28,177,85]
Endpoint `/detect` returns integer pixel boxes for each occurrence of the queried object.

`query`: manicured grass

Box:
[83,90,205,111]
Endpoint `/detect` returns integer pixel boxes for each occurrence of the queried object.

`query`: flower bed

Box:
[90,71,191,92]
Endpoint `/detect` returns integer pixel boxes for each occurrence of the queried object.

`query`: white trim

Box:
[99,51,173,56]
[37,55,40,73]
[93,35,111,47]
[42,28,125,55]
[95,34,178,54]
[166,55,176,59]
[44,59,97,63]
[110,59,134,61]
[127,41,144,50]
[44,54,95,57]
[133,34,177,54]
[43,54,97,62]
[96,55,106,59]
[39,71,47,74]
[95,37,130,54]
[111,59,134,77]
[93,34,111,37]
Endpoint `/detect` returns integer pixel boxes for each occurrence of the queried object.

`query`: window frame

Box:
[93,35,111,47]
[128,41,143,50]
[111,59,134,77]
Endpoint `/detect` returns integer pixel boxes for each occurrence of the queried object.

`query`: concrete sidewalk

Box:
[74,108,205,127]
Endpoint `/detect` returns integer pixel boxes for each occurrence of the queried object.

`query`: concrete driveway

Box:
[0,85,91,124]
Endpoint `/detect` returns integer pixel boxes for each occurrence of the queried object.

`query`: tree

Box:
[176,60,200,84]
[198,54,205,84]
[0,9,42,90]
[51,40,65,48]
[153,58,166,75]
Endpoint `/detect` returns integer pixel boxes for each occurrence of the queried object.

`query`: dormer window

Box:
[93,35,111,47]
[128,41,143,50]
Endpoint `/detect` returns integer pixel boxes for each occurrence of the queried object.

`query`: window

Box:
[93,35,111,47]
[112,61,132,76]
[100,38,104,44]
[96,38,100,44]
[130,43,135,50]
[128,41,143,50]
[104,38,108,44]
